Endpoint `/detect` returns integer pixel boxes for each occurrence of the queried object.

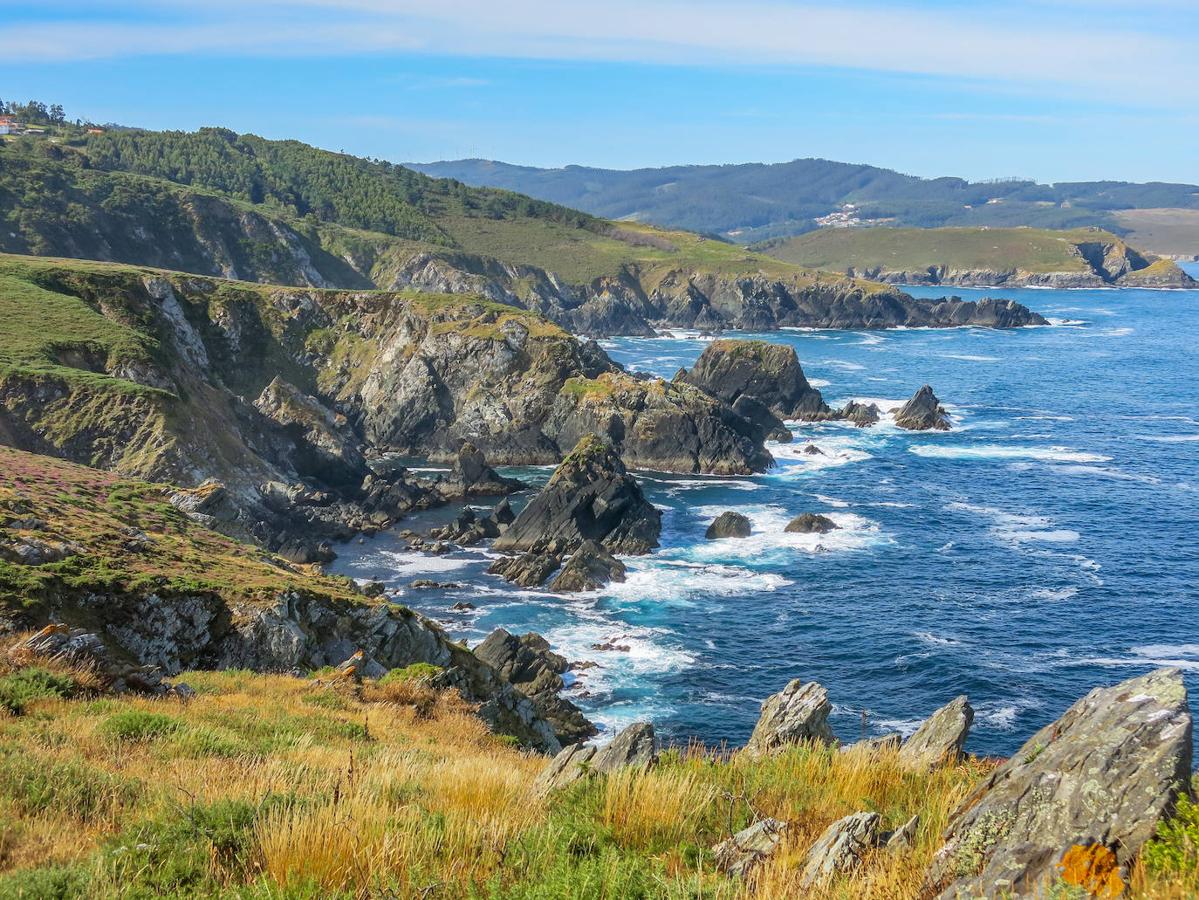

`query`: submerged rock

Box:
[679,339,832,420]
[925,668,1192,899]
[898,695,973,769]
[800,812,883,888]
[705,511,752,539]
[784,512,839,534]
[493,434,661,556]
[549,540,627,592]
[714,818,789,878]
[893,385,951,431]
[745,679,835,756]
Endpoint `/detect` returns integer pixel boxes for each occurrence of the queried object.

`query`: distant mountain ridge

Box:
[406,158,1199,249]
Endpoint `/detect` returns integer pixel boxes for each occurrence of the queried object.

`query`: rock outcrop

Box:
[714,818,789,878]
[744,679,835,757]
[799,812,883,888]
[487,548,563,588]
[679,339,832,421]
[925,668,1191,898]
[533,721,659,793]
[473,629,596,745]
[493,435,661,556]
[549,541,627,592]
[785,512,839,534]
[894,385,951,431]
[705,511,752,539]
[898,695,974,769]
[839,400,881,428]
[433,442,524,499]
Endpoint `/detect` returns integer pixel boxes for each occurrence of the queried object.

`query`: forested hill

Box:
[407,158,1199,245]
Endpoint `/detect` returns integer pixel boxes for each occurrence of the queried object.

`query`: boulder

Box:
[679,339,833,420]
[473,628,596,745]
[492,435,661,555]
[898,695,973,769]
[744,680,835,756]
[705,511,752,539]
[840,732,903,754]
[549,540,627,592]
[885,814,920,852]
[839,400,881,428]
[533,742,597,794]
[491,497,516,525]
[799,812,883,888]
[714,818,789,878]
[592,721,659,774]
[802,443,826,456]
[785,512,839,534]
[925,668,1192,899]
[893,385,951,431]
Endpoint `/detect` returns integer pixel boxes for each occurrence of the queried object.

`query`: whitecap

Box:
[373,550,476,576]
[942,354,1000,362]
[1030,587,1079,602]
[911,444,1110,464]
[681,504,891,563]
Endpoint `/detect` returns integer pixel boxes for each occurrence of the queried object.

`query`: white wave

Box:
[683,504,890,563]
[1097,326,1134,337]
[914,631,963,647]
[812,494,851,508]
[1057,645,1199,673]
[949,502,1081,546]
[1030,587,1079,602]
[822,360,866,371]
[373,550,476,576]
[808,377,831,387]
[911,444,1110,464]
[942,353,1000,362]
[1017,415,1074,422]
[767,436,873,473]
[609,556,793,602]
[1045,317,1087,326]
[858,333,886,346]
[1136,434,1199,443]
[1052,464,1161,484]
[870,716,923,737]
[975,697,1043,730]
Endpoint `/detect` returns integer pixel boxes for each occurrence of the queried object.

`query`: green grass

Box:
[759,226,1111,274]
[0,667,78,715]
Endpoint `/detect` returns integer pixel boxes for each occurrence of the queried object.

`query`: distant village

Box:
[0,100,105,138]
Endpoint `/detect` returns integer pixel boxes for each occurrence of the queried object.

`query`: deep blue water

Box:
[334,270,1199,757]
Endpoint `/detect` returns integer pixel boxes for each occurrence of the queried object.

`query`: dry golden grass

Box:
[602,765,720,848]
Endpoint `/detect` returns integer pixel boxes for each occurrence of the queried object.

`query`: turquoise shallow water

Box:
[334,269,1199,755]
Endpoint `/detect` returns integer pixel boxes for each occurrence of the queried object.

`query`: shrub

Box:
[0,751,141,819]
[0,863,92,899]
[379,662,441,685]
[99,709,179,743]
[1142,793,1199,891]
[0,666,77,715]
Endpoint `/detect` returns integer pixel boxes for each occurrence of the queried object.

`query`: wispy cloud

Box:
[1,0,1194,102]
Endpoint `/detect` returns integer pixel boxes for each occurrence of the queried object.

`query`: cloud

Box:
[2,0,1194,102]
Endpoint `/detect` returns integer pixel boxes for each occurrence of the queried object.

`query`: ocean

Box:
[332,267,1199,756]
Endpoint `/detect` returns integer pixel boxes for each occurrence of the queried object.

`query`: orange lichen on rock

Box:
[1058,843,1125,899]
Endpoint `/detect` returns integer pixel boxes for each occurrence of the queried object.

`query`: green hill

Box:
[755,226,1195,288]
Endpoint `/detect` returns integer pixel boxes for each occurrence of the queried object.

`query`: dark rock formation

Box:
[799,812,883,888]
[925,668,1192,899]
[839,400,881,428]
[705,511,752,539]
[679,339,832,421]
[254,377,366,487]
[487,547,563,588]
[493,435,661,556]
[549,540,627,592]
[785,513,839,534]
[473,628,596,745]
[744,679,835,756]
[893,385,951,431]
[534,742,597,794]
[898,695,973,769]
[434,442,524,499]
[714,818,789,878]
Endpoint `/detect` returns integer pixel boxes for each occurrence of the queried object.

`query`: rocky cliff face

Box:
[678,339,833,421]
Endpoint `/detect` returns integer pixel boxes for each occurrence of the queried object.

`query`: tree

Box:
[49,104,65,125]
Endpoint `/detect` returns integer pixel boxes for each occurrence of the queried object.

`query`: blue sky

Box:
[1,1,1196,183]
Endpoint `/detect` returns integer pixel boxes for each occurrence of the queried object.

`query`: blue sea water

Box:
[334,270,1199,757]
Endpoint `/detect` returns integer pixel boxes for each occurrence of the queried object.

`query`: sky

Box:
[1,0,1197,184]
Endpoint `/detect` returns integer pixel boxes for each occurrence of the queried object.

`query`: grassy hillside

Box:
[409,158,1199,244]
[1114,209,1199,258]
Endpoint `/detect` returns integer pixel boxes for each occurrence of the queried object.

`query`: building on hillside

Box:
[86,127,104,135]
[0,116,16,135]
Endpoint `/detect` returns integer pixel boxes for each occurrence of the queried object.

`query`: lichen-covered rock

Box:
[886,814,920,851]
[493,435,661,555]
[784,512,839,534]
[679,339,832,420]
[745,679,835,756]
[705,511,752,539]
[898,695,973,769]
[925,668,1192,899]
[533,742,597,794]
[592,721,659,774]
[714,818,789,878]
[894,385,951,431]
[799,812,882,888]
[549,540,627,592]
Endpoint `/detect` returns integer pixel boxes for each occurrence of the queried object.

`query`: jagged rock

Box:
[487,547,563,587]
[800,812,883,888]
[705,511,752,539]
[549,540,627,592]
[925,668,1192,899]
[360,581,387,598]
[254,377,366,486]
[474,628,596,745]
[898,695,973,769]
[680,339,832,420]
[785,512,839,534]
[429,506,503,546]
[714,818,789,878]
[839,400,881,428]
[410,580,462,590]
[802,443,826,455]
[9,624,173,696]
[491,497,515,525]
[592,722,659,774]
[534,743,597,794]
[885,814,920,851]
[0,535,82,565]
[731,394,793,443]
[435,442,524,499]
[894,385,951,431]
[591,641,631,653]
[745,680,835,756]
[451,601,475,610]
[493,435,661,555]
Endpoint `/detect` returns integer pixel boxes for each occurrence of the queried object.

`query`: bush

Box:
[378,662,441,685]
[1142,793,1199,889]
[0,666,77,715]
[98,709,179,743]
[0,751,141,818]
[0,863,91,899]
